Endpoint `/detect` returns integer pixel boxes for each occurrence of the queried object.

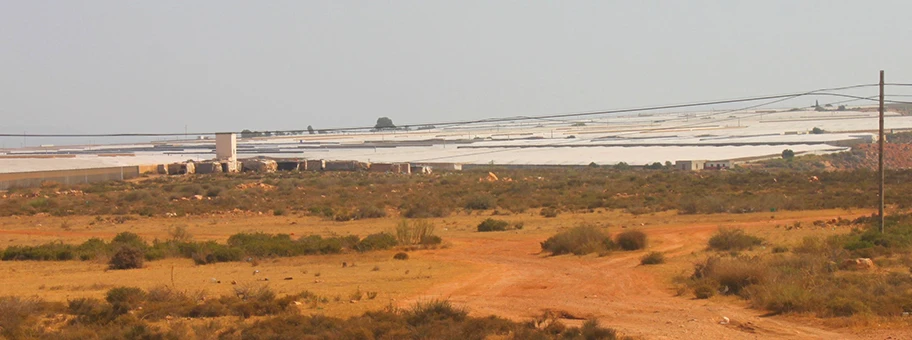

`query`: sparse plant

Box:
[477,218,509,232]
[540,207,559,218]
[640,251,665,265]
[349,288,363,301]
[708,228,763,251]
[616,230,647,251]
[393,252,409,260]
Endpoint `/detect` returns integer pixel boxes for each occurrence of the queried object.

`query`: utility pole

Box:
[879,70,885,233]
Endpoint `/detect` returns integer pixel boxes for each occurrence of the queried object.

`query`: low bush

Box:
[355,233,398,252]
[540,207,559,218]
[476,218,509,232]
[616,230,647,251]
[691,256,767,296]
[108,246,144,270]
[464,194,495,210]
[420,235,443,246]
[2,230,440,265]
[393,252,409,260]
[355,205,387,219]
[707,228,763,251]
[541,225,614,256]
[640,251,665,265]
[0,290,632,338]
[395,220,437,246]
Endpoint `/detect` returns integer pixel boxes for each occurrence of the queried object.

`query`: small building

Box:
[216,133,238,172]
[675,160,706,171]
[166,162,196,175]
[241,159,278,173]
[413,162,462,171]
[275,160,301,171]
[704,160,733,170]
[410,165,432,174]
[324,160,362,171]
[303,159,325,171]
[195,161,223,174]
[368,163,411,174]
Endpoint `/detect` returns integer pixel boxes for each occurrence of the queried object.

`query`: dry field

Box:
[3,207,910,339]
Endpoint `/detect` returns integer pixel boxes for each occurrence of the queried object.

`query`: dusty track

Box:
[406,215,872,339]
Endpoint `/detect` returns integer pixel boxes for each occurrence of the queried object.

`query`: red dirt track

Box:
[406,216,898,339]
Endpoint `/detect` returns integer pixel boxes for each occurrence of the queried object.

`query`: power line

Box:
[412,86,885,162]
[0,83,889,138]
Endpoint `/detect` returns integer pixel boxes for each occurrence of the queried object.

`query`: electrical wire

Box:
[0,83,896,138]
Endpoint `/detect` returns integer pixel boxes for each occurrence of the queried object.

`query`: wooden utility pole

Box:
[879,70,885,233]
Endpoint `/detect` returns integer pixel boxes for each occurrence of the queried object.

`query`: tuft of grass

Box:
[393,252,409,260]
[640,251,665,265]
[691,256,767,296]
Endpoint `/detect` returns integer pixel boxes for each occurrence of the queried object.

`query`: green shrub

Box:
[356,233,398,252]
[108,246,145,270]
[616,230,647,251]
[707,228,763,251]
[111,232,147,249]
[393,252,409,260]
[541,225,613,255]
[640,251,665,265]
[477,218,509,232]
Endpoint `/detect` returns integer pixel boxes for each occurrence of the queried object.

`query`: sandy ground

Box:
[1,209,911,339]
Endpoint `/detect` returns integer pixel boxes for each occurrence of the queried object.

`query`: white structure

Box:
[704,160,733,170]
[216,132,238,172]
[675,160,706,171]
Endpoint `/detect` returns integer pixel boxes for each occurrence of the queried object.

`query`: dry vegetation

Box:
[6,167,912,219]
[3,166,912,337]
[683,215,912,318]
[0,286,628,339]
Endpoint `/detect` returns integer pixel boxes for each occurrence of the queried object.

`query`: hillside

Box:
[760,131,912,170]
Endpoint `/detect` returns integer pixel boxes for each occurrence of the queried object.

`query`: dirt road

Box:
[406,216,880,339]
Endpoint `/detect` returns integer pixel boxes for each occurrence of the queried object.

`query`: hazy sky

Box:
[2,1,911,141]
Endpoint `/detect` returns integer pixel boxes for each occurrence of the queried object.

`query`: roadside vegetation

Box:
[540,226,648,256]
[1,224,441,266]
[5,167,912,219]
[0,286,628,339]
[684,216,912,318]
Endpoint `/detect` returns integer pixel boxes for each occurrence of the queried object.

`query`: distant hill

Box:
[757,131,912,171]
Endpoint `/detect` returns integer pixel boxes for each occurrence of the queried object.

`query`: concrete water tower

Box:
[216,132,238,172]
